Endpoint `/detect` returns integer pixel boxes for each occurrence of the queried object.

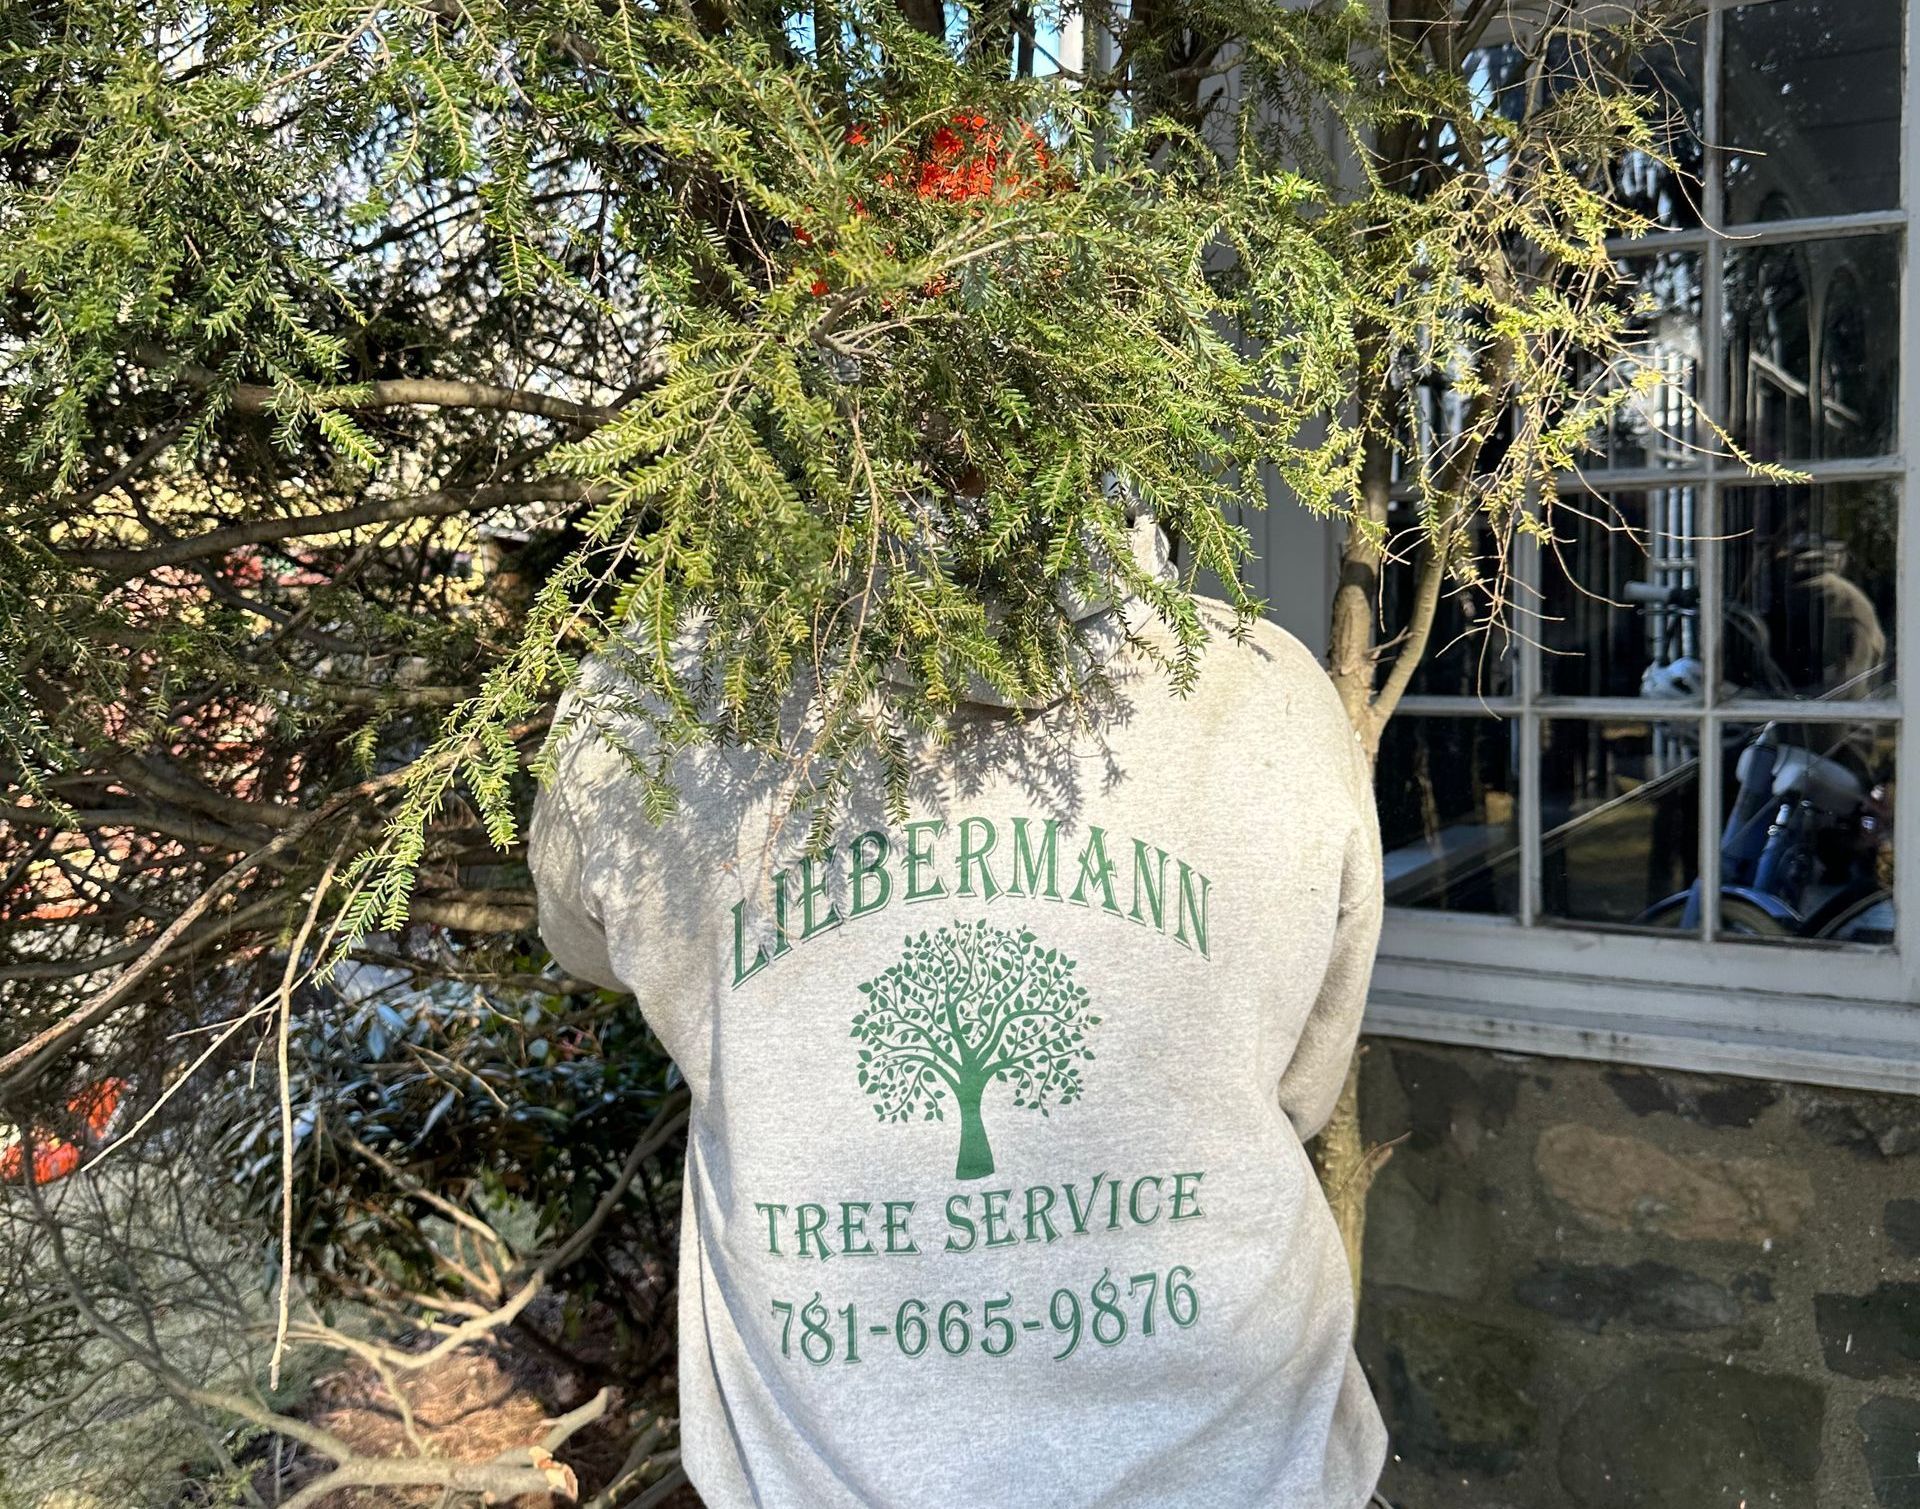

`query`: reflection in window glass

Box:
[1725,235,1899,462]
[1722,483,1897,701]
[1712,722,1896,945]
[1394,369,1514,495]
[1377,1,1908,959]
[1581,252,1702,471]
[1614,25,1705,231]
[1542,491,1701,699]
[1377,717,1520,915]
[1723,0,1903,222]
[1469,24,1705,230]
[1540,718,1700,931]
[1381,507,1516,698]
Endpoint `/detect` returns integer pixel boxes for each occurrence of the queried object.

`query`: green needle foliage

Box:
[3,2,1377,948]
[0,0,1713,969]
[0,0,1729,1492]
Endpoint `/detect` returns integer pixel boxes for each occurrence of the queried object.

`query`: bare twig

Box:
[65,479,608,577]
[0,724,544,1097]
[270,841,347,1389]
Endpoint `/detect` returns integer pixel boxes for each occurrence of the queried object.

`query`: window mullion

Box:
[1518,485,1542,928]
[1895,0,1920,996]
[1697,3,1725,944]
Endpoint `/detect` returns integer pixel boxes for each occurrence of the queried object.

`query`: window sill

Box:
[1366,915,1920,1095]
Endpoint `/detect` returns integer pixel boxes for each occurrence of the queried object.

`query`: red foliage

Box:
[911,113,1052,204]
[799,112,1061,296]
[0,1076,127,1184]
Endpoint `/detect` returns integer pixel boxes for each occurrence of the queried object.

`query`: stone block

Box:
[1860,1396,1920,1509]
[1513,1260,1741,1334]
[1535,1123,1814,1244]
[1605,1069,1777,1129]
[1365,1164,1492,1301]
[1556,1356,1822,1509]
[1372,1304,1539,1476]
[1790,1088,1920,1159]
[1392,1047,1520,1156]
[1817,1283,1920,1381]
[1887,1199,1920,1258]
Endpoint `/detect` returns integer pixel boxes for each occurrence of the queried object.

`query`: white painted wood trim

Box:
[1365,963,1920,1095]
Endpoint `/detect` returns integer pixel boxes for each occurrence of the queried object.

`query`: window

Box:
[1367,0,1920,1091]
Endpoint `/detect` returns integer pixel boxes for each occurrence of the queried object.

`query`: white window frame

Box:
[1364,0,1920,1094]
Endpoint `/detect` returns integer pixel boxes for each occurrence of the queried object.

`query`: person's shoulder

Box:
[1191,598,1343,710]
[1184,598,1370,803]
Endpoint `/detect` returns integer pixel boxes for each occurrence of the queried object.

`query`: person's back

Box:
[530,579,1387,1507]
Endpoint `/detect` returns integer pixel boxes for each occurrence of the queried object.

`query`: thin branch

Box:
[137,349,622,426]
[0,889,289,983]
[109,755,301,832]
[269,840,346,1390]
[64,480,607,577]
[1368,505,1462,730]
[343,1133,511,1267]
[0,802,290,859]
[540,1388,615,1452]
[273,1441,582,1509]
[302,1090,690,1377]
[406,891,538,932]
[64,419,192,510]
[628,1463,690,1509]
[0,726,543,1097]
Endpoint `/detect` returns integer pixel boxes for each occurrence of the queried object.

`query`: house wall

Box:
[1232,469,1336,641]
[1355,1037,1920,1509]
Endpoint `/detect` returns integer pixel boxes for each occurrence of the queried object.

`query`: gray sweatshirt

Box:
[529,560,1388,1508]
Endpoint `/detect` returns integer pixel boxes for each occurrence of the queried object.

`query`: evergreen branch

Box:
[62,480,610,576]
[138,349,624,425]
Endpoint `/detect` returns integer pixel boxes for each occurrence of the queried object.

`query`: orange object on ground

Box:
[0,1077,126,1184]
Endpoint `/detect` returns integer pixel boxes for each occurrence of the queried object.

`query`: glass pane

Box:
[1392,378,1517,494]
[1541,717,1701,931]
[1580,252,1703,472]
[1614,23,1706,231]
[1381,505,1517,697]
[1541,489,1703,699]
[1378,716,1521,915]
[1722,482,1898,701]
[1713,721,1896,945]
[1469,23,1705,231]
[1723,0,1904,223]
[1724,235,1900,462]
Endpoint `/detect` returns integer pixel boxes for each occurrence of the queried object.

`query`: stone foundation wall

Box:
[1355,1039,1920,1509]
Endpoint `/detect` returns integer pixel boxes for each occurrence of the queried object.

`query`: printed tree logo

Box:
[852,920,1103,1180]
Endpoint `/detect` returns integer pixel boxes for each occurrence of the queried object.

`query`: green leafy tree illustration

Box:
[852,920,1102,1180]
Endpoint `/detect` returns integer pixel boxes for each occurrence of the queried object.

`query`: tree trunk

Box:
[1328,417,1393,758]
[953,1077,994,1180]
[1316,417,1396,1297]
[1310,1052,1371,1297]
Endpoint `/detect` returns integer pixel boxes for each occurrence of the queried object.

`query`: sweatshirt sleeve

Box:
[527,741,629,993]
[1275,725,1384,1141]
